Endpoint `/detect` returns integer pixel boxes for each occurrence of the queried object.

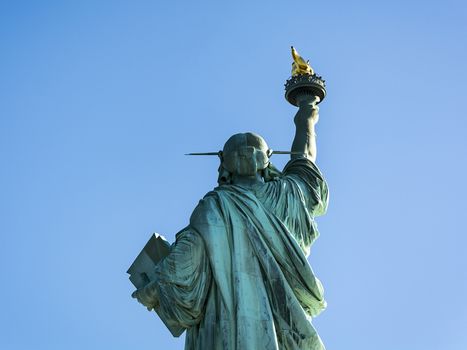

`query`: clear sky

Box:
[1,0,466,349]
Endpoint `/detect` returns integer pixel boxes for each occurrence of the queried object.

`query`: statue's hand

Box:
[296,94,320,108]
[294,95,320,124]
[131,281,160,311]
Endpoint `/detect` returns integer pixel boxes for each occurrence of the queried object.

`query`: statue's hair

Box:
[217,162,282,186]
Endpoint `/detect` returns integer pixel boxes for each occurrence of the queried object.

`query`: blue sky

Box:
[1,1,466,349]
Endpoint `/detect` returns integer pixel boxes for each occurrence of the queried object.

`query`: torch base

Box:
[285,74,326,106]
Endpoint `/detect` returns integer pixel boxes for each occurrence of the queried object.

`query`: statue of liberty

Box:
[131,47,330,350]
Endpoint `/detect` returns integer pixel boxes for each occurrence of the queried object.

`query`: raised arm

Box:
[291,95,320,162]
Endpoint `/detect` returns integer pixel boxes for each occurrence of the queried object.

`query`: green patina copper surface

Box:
[131,50,329,349]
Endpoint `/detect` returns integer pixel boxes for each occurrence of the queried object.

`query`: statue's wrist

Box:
[294,115,318,127]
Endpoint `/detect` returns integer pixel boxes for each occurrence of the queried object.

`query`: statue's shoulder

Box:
[283,158,326,183]
[189,189,224,227]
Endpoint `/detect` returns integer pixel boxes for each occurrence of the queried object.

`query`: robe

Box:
[151,158,329,350]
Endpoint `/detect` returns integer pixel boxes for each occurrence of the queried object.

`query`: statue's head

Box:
[222,132,270,176]
[218,132,280,185]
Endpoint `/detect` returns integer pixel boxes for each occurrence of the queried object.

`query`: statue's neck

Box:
[231,172,263,188]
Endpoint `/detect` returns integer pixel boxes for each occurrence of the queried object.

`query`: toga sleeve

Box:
[150,228,212,331]
[282,157,329,217]
[257,157,329,256]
